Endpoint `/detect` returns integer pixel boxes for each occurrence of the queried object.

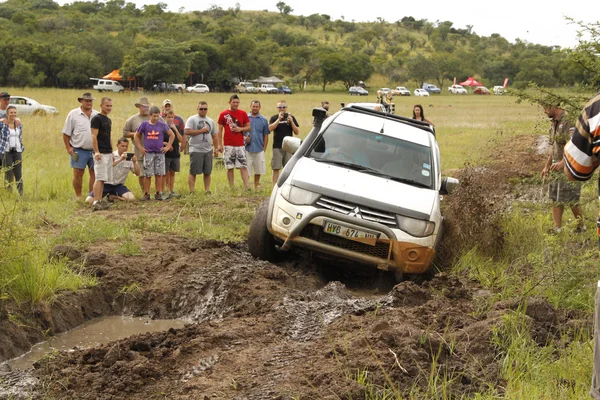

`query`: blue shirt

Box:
[246,113,270,153]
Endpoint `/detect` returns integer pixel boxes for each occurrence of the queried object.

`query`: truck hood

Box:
[289,157,436,220]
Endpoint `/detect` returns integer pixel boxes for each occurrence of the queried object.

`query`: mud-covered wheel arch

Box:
[248,198,287,262]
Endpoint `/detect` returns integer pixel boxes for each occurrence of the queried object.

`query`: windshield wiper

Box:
[359,169,431,188]
[314,158,366,171]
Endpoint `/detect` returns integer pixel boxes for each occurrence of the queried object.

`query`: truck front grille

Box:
[315,197,397,228]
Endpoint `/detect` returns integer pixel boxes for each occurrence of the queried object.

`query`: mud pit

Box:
[0,135,574,399]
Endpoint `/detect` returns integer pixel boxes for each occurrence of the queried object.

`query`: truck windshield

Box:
[308,123,433,189]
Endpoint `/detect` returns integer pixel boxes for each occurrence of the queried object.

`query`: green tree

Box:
[318,52,344,91]
[276,1,292,15]
[122,39,191,87]
[340,53,374,89]
[7,60,45,87]
[406,54,438,87]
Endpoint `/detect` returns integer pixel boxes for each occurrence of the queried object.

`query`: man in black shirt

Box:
[91,97,113,211]
[268,100,299,185]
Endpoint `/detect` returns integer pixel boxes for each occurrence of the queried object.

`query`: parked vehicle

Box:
[379,87,391,95]
[448,85,467,94]
[9,96,58,116]
[260,84,279,94]
[414,89,430,97]
[92,79,125,93]
[349,86,369,96]
[391,86,411,96]
[248,105,459,281]
[236,81,259,93]
[421,83,441,94]
[186,83,210,93]
[152,82,179,93]
[278,85,293,95]
[493,86,506,95]
[170,83,186,92]
[474,86,491,95]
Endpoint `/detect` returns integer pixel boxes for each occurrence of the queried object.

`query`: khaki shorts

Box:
[548,179,581,204]
[246,151,266,175]
[94,153,114,183]
[271,148,292,170]
[224,146,247,170]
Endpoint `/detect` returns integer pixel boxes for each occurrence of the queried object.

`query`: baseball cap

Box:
[0,92,10,99]
[162,99,172,107]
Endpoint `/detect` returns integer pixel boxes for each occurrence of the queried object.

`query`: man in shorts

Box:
[123,97,151,190]
[217,94,251,190]
[246,100,270,191]
[184,101,218,194]
[85,138,140,204]
[135,106,174,201]
[162,99,186,198]
[62,92,98,200]
[90,97,113,211]
[269,99,299,185]
[540,102,583,233]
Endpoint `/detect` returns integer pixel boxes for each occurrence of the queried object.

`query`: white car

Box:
[248,106,459,281]
[414,89,430,97]
[391,86,411,96]
[9,96,58,116]
[380,87,391,95]
[448,85,467,94]
[92,79,125,93]
[186,84,210,93]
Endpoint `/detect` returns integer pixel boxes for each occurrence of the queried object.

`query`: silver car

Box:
[248,106,459,280]
[9,96,58,116]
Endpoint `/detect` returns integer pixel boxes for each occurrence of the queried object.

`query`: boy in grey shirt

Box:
[184,101,218,194]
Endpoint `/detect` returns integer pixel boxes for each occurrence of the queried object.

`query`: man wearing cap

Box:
[0,92,10,119]
[123,97,151,190]
[161,99,185,198]
[62,92,98,200]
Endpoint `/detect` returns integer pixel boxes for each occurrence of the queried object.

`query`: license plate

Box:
[322,220,379,246]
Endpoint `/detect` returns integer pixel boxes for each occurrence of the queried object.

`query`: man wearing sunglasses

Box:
[184,101,218,194]
[269,100,299,185]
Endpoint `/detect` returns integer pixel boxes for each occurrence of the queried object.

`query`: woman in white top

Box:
[1,105,24,195]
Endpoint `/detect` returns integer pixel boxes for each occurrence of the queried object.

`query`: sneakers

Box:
[155,192,170,201]
[92,200,111,211]
[141,193,151,201]
[169,191,181,199]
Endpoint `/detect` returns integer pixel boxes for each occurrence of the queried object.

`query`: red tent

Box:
[102,70,122,81]
[459,77,483,87]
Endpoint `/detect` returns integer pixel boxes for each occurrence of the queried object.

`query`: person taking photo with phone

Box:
[85,137,140,204]
[269,100,299,185]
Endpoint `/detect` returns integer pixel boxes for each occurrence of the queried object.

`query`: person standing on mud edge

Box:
[269,100,299,185]
[90,97,114,211]
[217,94,251,190]
[562,91,600,399]
[540,103,584,233]
[62,93,98,200]
[123,97,151,191]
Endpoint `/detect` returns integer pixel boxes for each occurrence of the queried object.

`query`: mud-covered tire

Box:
[248,199,285,262]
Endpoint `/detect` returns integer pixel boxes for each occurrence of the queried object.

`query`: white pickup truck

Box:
[447,84,467,94]
[260,84,279,94]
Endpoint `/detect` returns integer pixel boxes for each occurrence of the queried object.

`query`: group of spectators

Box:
[58,92,301,210]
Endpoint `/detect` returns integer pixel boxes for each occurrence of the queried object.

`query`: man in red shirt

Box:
[218,94,251,190]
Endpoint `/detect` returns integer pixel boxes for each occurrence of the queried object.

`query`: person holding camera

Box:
[85,138,140,204]
[269,100,299,185]
[0,105,24,195]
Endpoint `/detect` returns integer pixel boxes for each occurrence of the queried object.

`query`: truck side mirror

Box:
[440,177,459,195]
[282,136,302,154]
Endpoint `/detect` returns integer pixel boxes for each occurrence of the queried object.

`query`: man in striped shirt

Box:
[562,92,600,400]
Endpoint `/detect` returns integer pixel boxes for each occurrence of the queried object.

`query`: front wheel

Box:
[248,199,286,262]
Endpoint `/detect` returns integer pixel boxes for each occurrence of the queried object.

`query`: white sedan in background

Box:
[9,96,59,116]
[414,89,430,97]
[186,84,210,93]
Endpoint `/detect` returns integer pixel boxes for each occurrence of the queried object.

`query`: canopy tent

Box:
[102,70,122,81]
[251,76,285,84]
[459,77,483,87]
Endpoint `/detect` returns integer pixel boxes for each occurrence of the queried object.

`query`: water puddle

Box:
[5,316,187,370]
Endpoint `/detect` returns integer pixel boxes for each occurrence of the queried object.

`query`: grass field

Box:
[2,87,598,399]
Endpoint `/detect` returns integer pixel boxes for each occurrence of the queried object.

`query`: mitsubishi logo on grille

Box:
[348,206,362,218]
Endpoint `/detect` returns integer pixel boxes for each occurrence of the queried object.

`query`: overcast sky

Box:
[51,0,596,48]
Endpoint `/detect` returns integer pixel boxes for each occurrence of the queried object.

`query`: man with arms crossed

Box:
[62,92,98,200]
[123,97,151,190]
[246,100,270,191]
[90,97,113,211]
[217,94,251,190]
[269,99,299,185]
[184,101,218,194]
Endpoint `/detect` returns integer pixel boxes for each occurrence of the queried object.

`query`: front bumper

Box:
[270,201,436,274]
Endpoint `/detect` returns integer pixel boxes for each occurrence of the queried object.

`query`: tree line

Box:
[0,0,597,91]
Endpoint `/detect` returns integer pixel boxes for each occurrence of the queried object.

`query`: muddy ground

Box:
[0,134,585,399]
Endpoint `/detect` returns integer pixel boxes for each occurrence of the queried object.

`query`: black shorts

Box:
[165,157,180,173]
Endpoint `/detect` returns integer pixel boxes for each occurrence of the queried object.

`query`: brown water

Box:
[6,316,187,370]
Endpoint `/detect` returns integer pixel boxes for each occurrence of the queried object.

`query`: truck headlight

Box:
[396,215,435,237]
[280,184,320,205]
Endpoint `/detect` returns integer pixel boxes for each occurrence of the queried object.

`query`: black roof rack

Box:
[343,105,436,137]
